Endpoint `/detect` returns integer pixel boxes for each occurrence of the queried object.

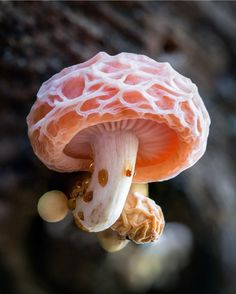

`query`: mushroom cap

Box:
[97,229,129,253]
[37,190,68,222]
[27,52,210,182]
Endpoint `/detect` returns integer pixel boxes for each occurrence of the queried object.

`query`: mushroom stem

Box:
[74,131,139,232]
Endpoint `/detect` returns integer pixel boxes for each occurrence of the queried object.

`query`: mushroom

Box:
[130,183,148,197]
[97,183,148,252]
[97,229,129,253]
[37,190,69,222]
[111,190,164,244]
[27,52,210,233]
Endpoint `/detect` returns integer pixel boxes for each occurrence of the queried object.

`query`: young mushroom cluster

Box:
[27,52,210,252]
[111,190,164,244]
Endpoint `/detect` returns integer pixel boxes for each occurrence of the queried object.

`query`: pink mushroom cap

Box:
[27,52,210,182]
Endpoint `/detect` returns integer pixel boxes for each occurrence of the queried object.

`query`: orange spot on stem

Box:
[83,191,93,202]
[125,169,132,177]
[98,169,108,187]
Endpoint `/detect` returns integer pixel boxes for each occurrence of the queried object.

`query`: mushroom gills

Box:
[74,130,138,232]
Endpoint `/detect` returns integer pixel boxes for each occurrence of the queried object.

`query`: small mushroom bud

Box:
[97,229,129,253]
[111,191,164,244]
[37,190,69,222]
[130,183,148,197]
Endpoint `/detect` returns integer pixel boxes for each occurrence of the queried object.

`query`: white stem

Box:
[74,131,138,232]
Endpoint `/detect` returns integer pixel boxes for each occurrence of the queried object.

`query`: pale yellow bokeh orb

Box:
[37,190,68,222]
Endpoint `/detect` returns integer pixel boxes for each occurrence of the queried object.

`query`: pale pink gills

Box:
[37,190,69,223]
[112,191,164,244]
[27,52,210,233]
[97,229,129,253]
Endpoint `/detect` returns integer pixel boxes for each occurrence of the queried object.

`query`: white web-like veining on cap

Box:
[27,52,210,181]
[33,52,208,135]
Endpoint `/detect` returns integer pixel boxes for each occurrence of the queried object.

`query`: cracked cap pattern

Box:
[27,52,210,182]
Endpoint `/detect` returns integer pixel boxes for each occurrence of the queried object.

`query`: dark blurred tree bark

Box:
[0,1,236,294]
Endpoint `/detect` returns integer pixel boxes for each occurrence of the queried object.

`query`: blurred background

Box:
[1,1,236,294]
